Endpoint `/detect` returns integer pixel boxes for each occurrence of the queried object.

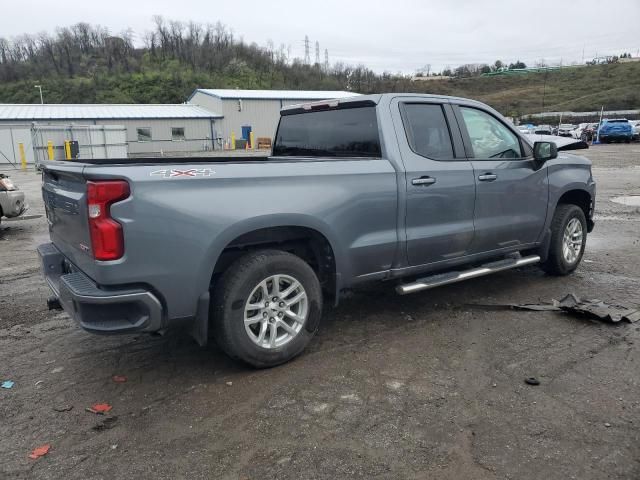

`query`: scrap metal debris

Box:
[556,294,640,323]
[469,294,640,323]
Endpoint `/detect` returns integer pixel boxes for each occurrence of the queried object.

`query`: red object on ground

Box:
[29,444,51,459]
[89,403,113,414]
[112,375,127,383]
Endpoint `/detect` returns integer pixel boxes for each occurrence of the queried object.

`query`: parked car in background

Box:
[630,120,640,141]
[598,119,634,143]
[557,124,576,137]
[534,125,553,135]
[571,123,591,139]
[0,174,28,226]
[517,125,532,135]
[582,124,599,142]
[38,93,596,367]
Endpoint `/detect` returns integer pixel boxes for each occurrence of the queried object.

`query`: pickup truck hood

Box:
[524,134,589,151]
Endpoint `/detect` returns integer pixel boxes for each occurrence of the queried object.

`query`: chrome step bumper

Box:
[396,255,541,295]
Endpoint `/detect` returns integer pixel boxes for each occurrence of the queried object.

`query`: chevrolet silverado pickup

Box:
[38,94,596,367]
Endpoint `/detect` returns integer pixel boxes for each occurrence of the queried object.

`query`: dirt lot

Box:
[1,145,639,479]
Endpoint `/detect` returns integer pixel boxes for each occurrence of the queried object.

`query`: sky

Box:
[1,0,639,73]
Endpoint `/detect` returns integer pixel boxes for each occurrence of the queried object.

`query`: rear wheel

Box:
[540,204,587,276]
[212,249,322,368]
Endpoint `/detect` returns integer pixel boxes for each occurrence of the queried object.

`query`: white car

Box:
[630,120,640,141]
[571,123,591,139]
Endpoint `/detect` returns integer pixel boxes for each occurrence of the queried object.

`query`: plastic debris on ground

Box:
[28,444,51,459]
[1,380,14,389]
[87,403,113,414]
[112,375,127,383]
[468,294,640,323]
[53,405,74,412]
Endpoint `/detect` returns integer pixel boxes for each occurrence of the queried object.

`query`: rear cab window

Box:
[273,106,381,158]
[400,103,455,160]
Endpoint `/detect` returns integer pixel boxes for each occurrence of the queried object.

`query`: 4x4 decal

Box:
[150,168,215,178]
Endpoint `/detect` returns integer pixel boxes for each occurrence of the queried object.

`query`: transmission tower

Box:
[324,49,329,71]
[304,35,310,64]
[315,41,320,64]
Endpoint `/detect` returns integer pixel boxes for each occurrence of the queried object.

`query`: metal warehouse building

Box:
[0,104,222,161]
[188,89,357,147]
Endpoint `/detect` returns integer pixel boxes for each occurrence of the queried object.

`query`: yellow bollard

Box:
[231,132,236,150]
[47,141,54,160]
[64,141,71,160]
[249,131,255,150]
[18,143,27,170]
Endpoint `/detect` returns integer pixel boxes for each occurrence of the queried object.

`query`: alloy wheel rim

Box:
[562,218,583,264]
[244,274,308,349]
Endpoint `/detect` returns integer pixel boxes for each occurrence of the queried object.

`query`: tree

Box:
[509,60,526,69]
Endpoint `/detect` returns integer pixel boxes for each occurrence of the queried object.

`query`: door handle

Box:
[412,176,436,186]
[478,173,497,182]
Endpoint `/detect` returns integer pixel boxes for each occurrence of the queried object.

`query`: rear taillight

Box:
[86,180,130,261]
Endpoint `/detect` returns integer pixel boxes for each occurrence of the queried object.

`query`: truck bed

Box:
[61,155,271,165]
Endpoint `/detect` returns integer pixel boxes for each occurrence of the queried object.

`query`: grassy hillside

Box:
[1,61,638,118]
[414,62,640,117]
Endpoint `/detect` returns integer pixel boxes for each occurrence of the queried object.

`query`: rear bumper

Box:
[38,243,163,334]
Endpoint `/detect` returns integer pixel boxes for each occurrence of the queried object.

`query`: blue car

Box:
[598,119,634,143]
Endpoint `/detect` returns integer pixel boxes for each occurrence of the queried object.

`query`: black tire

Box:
[211,249,323,368]
[540,204,587,276]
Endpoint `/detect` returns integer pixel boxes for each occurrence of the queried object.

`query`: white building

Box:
[187,89,357,147]
[0,104,222,161]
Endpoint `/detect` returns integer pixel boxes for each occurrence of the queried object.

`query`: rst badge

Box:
[150,168,215,179]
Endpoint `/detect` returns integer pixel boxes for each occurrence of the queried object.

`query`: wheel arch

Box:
[555,188,593,231]
[200,215,348,304]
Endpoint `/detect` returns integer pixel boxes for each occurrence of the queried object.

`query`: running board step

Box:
[396,255,541,295]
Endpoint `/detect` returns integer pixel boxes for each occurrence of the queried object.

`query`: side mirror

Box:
[533,141,558,162]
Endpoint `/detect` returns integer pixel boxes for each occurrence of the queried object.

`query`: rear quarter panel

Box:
[83,159,398,320]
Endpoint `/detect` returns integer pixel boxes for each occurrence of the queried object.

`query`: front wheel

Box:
[540,204,587,276]
[211,249,323,368]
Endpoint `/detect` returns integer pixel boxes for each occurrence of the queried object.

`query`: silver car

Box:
[0,174,28,225]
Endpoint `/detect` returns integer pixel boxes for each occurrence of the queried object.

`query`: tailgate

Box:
[42,164,95,276]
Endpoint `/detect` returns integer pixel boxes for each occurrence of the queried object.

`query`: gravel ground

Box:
[1,144,639,479]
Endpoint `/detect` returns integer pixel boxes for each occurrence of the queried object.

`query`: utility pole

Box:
[34,85,43,104]
[304,35,310,65]
[315,41,320,65]
[324,49,329,71]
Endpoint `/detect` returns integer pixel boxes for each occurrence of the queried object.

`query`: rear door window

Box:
[401,103,454,160]
[273,107,381,158]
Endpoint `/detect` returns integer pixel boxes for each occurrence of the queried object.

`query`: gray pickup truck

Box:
[38,94,596,367]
